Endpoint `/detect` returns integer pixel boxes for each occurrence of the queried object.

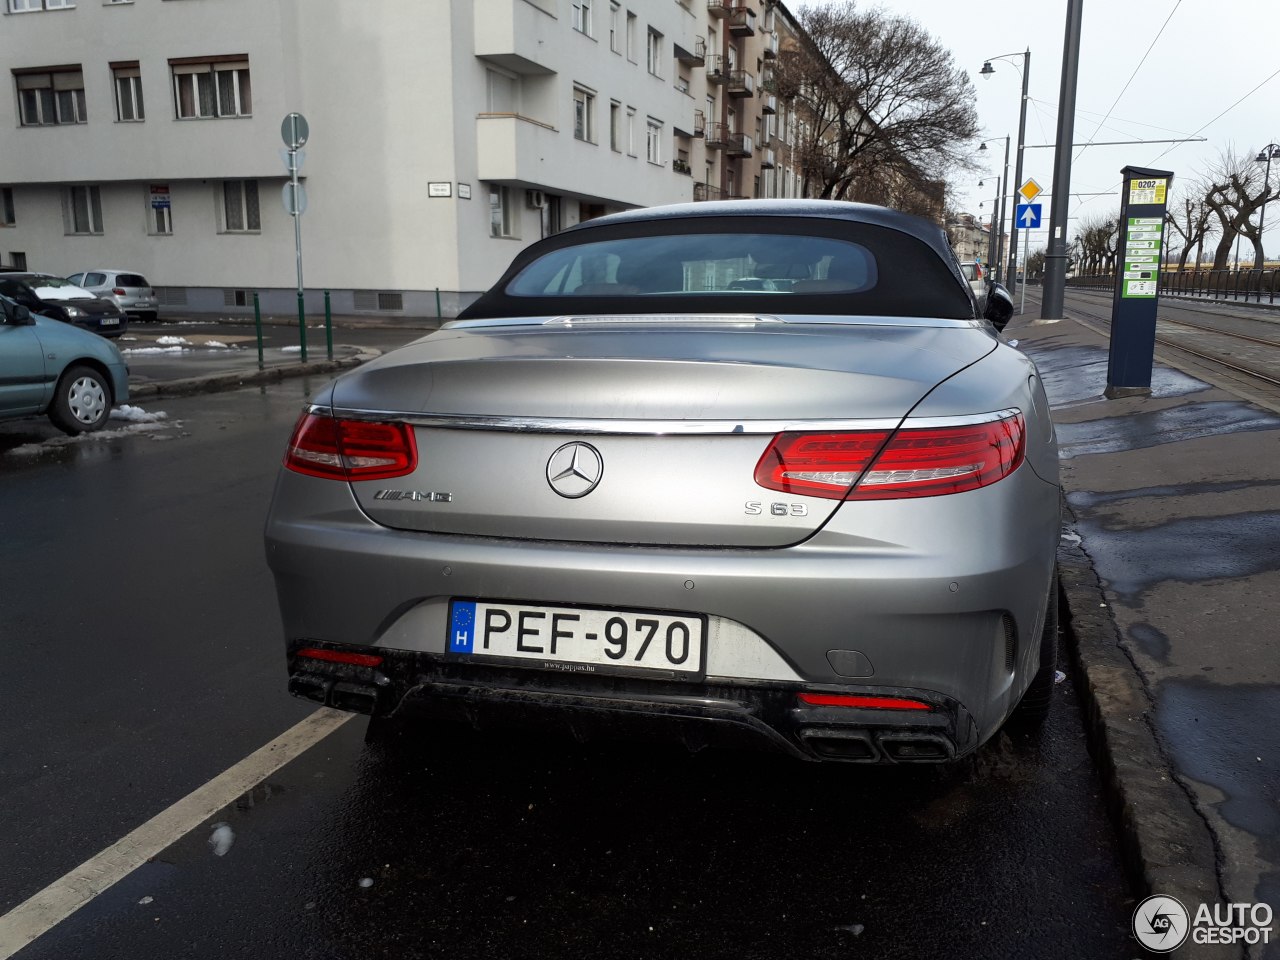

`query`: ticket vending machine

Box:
[1105,165,1174,398]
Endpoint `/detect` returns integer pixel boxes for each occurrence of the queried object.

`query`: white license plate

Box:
[100,317,120,325]
[448,600,705,675]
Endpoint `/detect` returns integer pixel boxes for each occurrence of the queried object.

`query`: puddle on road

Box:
[1056,401,1280,459]
[1068,478,1280,509]
[1021,341,1210,406]
[1072,511,1280,600]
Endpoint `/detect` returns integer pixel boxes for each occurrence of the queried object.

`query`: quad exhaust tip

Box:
[799,728,955,763]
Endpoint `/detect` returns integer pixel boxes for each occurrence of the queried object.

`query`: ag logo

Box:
[1133,895,1190,952]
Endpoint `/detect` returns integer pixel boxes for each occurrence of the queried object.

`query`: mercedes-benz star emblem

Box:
[546,442,604,499]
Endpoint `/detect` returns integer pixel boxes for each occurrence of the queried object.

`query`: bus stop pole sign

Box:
[1105,165,1174,399]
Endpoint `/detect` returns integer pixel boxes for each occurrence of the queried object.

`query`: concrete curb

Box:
[1058,508,1239,959]
[127,350,378,401]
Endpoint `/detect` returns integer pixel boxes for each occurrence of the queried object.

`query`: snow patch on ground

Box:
[281,345,303,353]
[110,405,168,423]
[5,421,173,456]
[120,345,186,355]
[156,336,191,346]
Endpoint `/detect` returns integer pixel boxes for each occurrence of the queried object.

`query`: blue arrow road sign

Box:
[1016,203,1042,228]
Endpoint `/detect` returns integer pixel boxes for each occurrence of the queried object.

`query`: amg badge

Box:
[373,490,453,502]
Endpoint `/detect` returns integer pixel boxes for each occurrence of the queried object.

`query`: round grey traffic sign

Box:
[281,112,309,149]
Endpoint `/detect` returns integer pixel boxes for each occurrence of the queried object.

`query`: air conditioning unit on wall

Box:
[526,189,546,209]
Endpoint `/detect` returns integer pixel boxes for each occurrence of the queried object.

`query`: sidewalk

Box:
[1010,303,1280,958]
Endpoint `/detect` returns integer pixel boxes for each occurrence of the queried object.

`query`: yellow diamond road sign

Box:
[1019,178,1043,204]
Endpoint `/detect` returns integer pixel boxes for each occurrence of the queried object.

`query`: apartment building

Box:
[0,0,753,316]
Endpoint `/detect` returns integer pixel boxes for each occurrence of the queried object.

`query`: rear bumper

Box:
[287,641,978,763]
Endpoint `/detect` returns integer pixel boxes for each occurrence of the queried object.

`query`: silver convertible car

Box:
[265,200,1061,763]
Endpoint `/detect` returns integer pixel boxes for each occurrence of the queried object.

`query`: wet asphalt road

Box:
[0,377,1137,959]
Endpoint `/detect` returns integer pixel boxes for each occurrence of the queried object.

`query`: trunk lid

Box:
[334,317,994,547]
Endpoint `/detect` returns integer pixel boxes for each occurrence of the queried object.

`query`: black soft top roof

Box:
[572,199,956,263]
[461,200,974,322]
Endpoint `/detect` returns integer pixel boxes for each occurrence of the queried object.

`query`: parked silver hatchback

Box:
[66,269,160,322]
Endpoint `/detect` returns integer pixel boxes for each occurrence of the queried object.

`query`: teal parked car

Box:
[0,294,129,434]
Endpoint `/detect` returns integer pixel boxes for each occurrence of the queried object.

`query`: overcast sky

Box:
[803,0,1279,263]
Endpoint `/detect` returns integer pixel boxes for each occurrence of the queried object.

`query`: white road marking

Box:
[0,707,354,958]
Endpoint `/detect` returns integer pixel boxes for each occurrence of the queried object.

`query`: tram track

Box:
[1032,291,1280,389]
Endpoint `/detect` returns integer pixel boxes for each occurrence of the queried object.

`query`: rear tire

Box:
[49,365,112,434]
[1011,568,1059,725]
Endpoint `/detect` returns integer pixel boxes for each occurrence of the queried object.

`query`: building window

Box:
[8,0,74,10]
[646,119,662,164]
[113,64,144,122]
[172,58,251,119]
[571,0,591,35]
[220,179,259,232]
[15,69,86,126]
[148,184,172,235]
[62,185,103,235]
[489,185,517,238]
[573,86,595,143]
[609,101,621,152]
[1,188,14,226]
[609,3,620,53]
[8,252,27,270]
[625,12,637,61]
[646,28,663,77]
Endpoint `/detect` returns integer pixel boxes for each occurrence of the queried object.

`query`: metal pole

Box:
[1020,226,1029,314]
[1041,2,1083,319]
[324,289,333,361]
[998,136,1010,285]
[1258,150,1273,269]
[253,291,264,370]
[291,145,307,362]
[986,177,1001,270]
[1007,50,1030,296]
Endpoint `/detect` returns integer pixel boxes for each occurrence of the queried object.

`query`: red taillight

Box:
[798,693,932,710]
[296,646,384,668]
[283,411,417,481]
[975,264,984,279]
[112,288,127,296]
[754,412,1025,500]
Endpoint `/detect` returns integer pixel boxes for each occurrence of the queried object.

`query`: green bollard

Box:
[435,287,442,320]
[253,292,264,370]
[324,290,333,361]
[297,290,308,363]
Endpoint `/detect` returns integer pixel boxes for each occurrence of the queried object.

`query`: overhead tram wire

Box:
[1073,0,1183,162]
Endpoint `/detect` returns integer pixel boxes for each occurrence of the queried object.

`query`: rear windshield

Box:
[507,234,878,297]
[465,216,973,320]
[117,274,148,287]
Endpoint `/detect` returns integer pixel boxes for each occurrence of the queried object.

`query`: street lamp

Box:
[979,136,1010,283]
[981,49,1030,296]
[1255,142,1280,269]
[978,177,1002,276]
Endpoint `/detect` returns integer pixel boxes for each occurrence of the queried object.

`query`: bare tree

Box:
[1201,149,1280,269]
[1165,188,1217,271]
[1026,247,1047,280]
[1074,211,1119,275]
[777,2,979,208]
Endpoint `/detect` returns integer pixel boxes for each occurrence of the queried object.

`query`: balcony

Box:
[760,93,776,115]
[727,5,756,36]
[693,108,706,137]
[760,147,776,169]
[694,182,727,202]
[703,121,729,149]
[473,0,557,75]
[706,54,728,84]
[763,32,778,59]
[726,132,753,158]
[675,37,706,66]
[706,0,730,18]
[726,70,755,98]
[673,158,693,175]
